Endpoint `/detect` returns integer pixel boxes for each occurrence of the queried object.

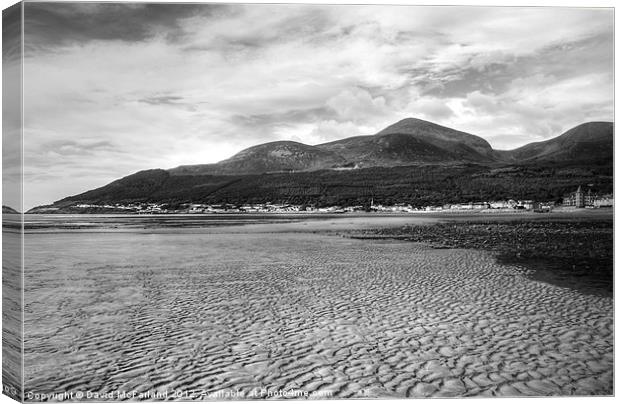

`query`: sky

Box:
[4,1,615,209]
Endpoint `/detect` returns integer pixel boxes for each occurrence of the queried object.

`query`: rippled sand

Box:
[23,221,613,399]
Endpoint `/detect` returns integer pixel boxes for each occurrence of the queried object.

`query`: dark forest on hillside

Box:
[50,161,612,210]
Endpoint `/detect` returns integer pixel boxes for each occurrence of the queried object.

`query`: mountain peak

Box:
[192,140,346,175]
[390,117,434,126]
[507,121,613,163]
[377,117,441,134]
[375,117,494,158]
[556,121,613,143]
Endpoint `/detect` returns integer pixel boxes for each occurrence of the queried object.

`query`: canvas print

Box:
[1,1,614,401]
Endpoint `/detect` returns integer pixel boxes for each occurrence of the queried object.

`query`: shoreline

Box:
[16,208,612,233]
[20,206,614,216]
[344,216,613,297]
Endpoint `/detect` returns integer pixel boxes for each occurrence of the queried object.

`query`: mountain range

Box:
[30,118,613,212]
[169,118,504,176]
[168,119,611,176]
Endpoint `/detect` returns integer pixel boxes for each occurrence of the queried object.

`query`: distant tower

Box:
[575,185,585,208]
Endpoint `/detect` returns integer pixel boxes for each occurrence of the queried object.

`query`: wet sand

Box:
[22,215,613,399]
[346,214,613,297]
[2,226,23,400]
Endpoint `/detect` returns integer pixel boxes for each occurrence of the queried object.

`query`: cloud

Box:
[326,88,389,122]
[406,97,455,121]
[138,95,185,105]
[466,91,500,114]
[18,3,614,209]
[39,140,118,156]
[306,120,366,144]
[2,2,22,63]
[23,2,219,50]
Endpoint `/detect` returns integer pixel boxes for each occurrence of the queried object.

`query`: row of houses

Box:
[71,186,612,214]
[75,203,165,213]
[420,200,554,212]
[445,200,540,210]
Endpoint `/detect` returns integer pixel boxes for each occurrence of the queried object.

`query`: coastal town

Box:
[56,186,613,215]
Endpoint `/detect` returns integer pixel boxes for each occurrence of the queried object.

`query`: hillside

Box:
[506,122,613,164]
[34,161,612,213]
[169,119,612,177]
[2,205,20,214]
[171,118,500,176]
[29,118,614,212]
[314,118,496,168]
[170,141,346,175]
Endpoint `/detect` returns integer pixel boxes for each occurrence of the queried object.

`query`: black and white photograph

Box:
[1,0,615,401]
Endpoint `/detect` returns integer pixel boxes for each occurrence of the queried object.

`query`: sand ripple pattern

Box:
[24,232,613,399]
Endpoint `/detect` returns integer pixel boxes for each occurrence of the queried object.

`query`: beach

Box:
[22,213,613,399]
